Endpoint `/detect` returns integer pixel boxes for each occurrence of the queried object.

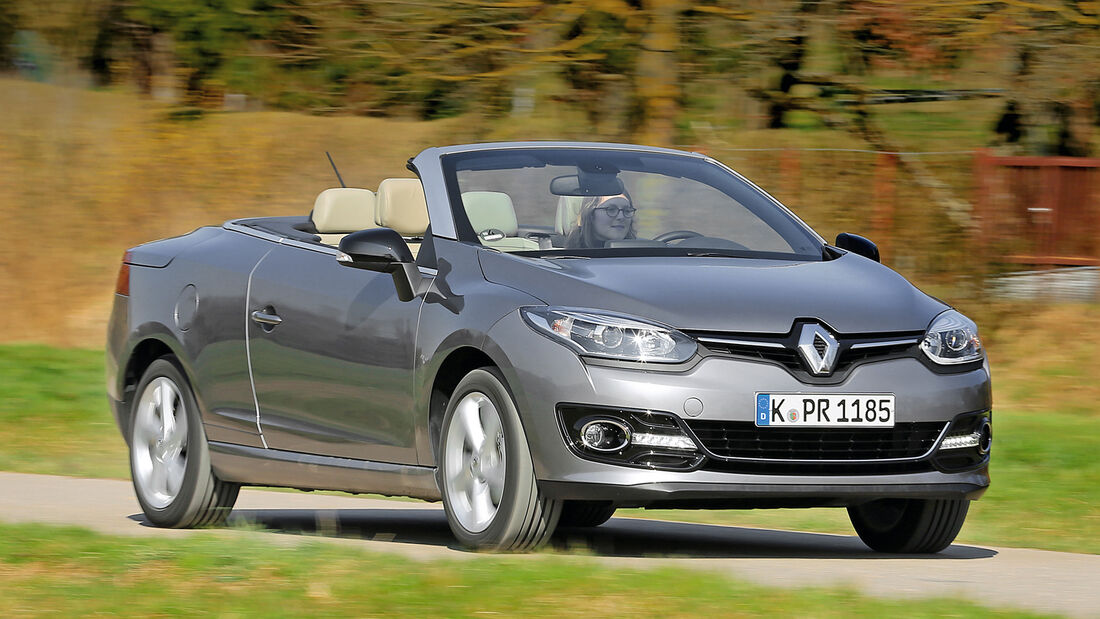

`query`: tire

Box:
[129,356,240,528]
[558,501,616,528]
[848,498,969,554]
[437,367,561,550]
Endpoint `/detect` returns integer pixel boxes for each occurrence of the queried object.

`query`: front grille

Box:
[833,342,919,373]
[686,420,946,461]
[707,341,803,370]
[685,328,922,382]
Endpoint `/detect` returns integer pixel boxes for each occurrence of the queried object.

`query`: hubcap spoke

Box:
[149,457,168,496]
[456,397,486,452]
[484,455,506,504]
[161,386,177,442]
[165,457,186,496]
[136,403,160,445]
[469,480,494,527]
[449,464,474,498]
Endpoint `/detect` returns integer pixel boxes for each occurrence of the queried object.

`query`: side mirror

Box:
[338,228,424,301]
[834,232,880,262]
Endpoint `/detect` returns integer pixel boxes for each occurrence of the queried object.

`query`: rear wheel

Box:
[438,367,561,550]
[129,357,239,528]
[848,498,969,553]
[558,501,616,528]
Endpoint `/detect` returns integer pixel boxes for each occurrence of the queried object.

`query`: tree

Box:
[0,1,18,69]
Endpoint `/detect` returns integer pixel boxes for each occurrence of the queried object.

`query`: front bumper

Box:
[540,477,988,508]
[486,310,992,507]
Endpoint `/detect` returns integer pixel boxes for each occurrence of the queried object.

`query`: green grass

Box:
[0,522,1051,617]
[0,344,127,478]
[0,339,1097,554]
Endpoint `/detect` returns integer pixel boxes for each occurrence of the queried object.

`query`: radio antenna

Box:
[325,151,346,188]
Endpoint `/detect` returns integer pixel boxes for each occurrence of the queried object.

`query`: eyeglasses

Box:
[595,199,636,218]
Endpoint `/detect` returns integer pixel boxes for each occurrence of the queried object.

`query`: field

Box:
[0,77,1097,615]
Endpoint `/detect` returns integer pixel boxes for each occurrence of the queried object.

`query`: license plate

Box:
[755,394,895,427]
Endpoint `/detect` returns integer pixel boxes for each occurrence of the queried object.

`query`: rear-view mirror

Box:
[550,174,624,197]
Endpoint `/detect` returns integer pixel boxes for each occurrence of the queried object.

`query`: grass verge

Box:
[0,522,1049,618]
[0,345,126,478]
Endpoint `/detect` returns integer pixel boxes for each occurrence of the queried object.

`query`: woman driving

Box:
[564,193,637,249]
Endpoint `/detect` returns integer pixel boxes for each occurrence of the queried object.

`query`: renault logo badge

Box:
[797,323,839,375]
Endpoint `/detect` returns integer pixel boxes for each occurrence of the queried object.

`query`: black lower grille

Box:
[686,421,946,461]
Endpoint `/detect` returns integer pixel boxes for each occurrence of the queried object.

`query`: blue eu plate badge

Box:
[756,394,770,426]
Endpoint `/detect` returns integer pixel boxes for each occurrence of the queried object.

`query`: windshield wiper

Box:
[681,251,743,258]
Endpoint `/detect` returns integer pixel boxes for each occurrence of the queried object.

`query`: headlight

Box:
[920,310,983,365]
[521,307,697,363]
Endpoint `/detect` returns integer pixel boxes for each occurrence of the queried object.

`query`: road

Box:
[1,472,1096,617]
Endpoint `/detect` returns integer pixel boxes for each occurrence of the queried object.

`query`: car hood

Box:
[478,251,947,334]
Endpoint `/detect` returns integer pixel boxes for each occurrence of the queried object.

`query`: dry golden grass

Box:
[0,78,456,346]
[1,77,1095,366]
[979,302,1100,416]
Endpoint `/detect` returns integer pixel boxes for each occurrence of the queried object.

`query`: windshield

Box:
[440,147,824,260]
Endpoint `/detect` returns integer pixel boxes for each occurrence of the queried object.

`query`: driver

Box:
[565,193,637,249]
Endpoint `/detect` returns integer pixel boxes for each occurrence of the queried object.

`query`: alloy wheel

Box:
[443,391,507,533]
[131,377,189,509]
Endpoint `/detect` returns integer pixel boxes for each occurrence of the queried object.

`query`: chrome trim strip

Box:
[692,422,951,464]
[849,338,920,350]
[696,336,787,349]
[226,221,438,268]
[244,248,273,449]
[224,221,341,256]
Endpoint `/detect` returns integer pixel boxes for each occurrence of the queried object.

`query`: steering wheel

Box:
[654,230,704,243]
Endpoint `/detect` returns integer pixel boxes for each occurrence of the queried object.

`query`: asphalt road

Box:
[1,472,1097,617]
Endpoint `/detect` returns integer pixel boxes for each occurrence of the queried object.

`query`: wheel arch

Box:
[117,334,192,441]
[426,346,498,465]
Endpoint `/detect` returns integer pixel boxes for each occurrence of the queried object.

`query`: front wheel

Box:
[438,367,561,550]
[848,498,969,553]
[129,357,239,528]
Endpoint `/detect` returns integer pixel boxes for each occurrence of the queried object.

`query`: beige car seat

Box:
[462,191,539,252]
[375,178,430,257]
[311,188,378,246]
[555,195,585,236]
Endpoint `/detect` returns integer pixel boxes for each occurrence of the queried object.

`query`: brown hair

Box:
[564,193,637,249]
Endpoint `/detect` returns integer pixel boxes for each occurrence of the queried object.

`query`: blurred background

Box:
[0,0,1096,585]
[0,0,1097,347]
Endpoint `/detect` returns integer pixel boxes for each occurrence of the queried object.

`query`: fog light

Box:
[631,432,696,451]
[939,432,981,451]
[580,420,631,452]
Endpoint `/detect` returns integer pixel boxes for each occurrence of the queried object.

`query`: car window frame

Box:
[438,147,826,261]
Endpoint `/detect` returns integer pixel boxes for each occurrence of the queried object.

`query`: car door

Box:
[246,242,423,464]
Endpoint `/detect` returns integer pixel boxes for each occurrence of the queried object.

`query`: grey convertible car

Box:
[107,142,991,552]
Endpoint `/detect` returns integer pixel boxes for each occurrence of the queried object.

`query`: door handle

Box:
[250,309,282,327]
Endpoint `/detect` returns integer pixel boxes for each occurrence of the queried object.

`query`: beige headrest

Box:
[375,178,430,237]
[312,188,377,233]
[555,195,585,235]
[463,191,518,236]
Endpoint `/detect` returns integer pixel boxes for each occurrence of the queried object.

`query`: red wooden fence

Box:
[974,150,1100,267]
